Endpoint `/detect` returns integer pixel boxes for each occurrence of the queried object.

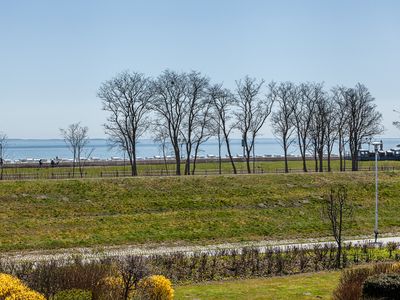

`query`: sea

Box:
[1,138,400,162]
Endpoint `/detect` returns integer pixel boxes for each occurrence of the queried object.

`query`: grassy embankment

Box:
[0,171,399,251]
[175,271,340,300]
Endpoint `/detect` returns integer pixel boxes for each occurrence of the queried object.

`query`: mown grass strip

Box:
[174,271,340,300]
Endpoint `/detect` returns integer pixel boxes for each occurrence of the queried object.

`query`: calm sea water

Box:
[2,138,400,161]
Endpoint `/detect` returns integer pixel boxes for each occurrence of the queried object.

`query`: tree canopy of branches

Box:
[60,123,90,178]
[98,71,153,176]
[209,84,238,174]
[342,84,383,171]
[235,76,273,173]
[292,83,317,172]
[181,71,211,175]
[95,69,384,176]
[151,70,189,176]
[270,82,296,173]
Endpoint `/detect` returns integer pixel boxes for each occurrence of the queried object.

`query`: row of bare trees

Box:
[98,70,274,176]
[270,82,383,173]
[98,70,383,176]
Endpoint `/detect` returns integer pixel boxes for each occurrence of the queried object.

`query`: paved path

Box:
[2,235,400,263]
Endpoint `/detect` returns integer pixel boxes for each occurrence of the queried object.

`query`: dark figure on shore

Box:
[39,159,43,167]
[0,158,3,166]
[51,159,55,167]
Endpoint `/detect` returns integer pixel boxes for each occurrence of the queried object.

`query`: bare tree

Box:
[270,82,296,173]
[324,97,339,172]
[98,71,153,176]
[0,133,7,180]
[322,185,352,268]
[293,83,318,172]
[191,98,214,175]
[209,84,238,174]
[60,123,90,178]
[309,85,328,172]
[343,84,383,171]
[235,76,274,173]
[332,87,349,172]
[151,70,188,176]
[153,125,172,176]
[117,256,149,300]
[182,71,210,175]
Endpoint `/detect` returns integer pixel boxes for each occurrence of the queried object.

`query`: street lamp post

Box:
[372,141,382,243]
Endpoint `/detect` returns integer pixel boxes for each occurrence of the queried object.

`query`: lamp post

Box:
[372,141,382,243]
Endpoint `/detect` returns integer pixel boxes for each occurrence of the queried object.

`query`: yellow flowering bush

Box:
[95,276,124,300]
[0,273,45,300]
[137,275,174,300]
[391,262,400,273]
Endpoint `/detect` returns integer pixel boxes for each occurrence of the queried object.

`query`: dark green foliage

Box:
[362,273,400,299]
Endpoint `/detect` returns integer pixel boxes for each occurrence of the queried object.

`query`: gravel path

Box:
[2,234,400,263]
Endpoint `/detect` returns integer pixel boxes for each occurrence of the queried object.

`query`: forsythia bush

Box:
[0,273,45,300]
[137,275,174,300]
[95,276,124,300]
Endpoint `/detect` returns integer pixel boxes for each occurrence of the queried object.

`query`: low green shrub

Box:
[52,288,92,300]
[362,273,400,299]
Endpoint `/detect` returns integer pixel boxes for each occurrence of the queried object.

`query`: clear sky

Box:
[1,0,399,139]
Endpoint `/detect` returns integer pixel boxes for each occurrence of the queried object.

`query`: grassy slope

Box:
[0,171,399,251]
[174,271,340,300]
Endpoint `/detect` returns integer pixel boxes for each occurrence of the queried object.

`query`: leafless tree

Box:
[152,70,188,176]
[209,84,238,174]
[191,98,214,175]
[324,97,339,172]
[332,87,349,172]
[322,185,352,268]
[0,133,7,180]
[235,76,274,173]
[60,123,90,178]
[293,83,318,172]
[342,84,383,171]
[153,125,172,176]
[98,71,153,176]
[181,71,210,175]
[309,85,328,172]
[116,256,149,300]
[270,82,296,173]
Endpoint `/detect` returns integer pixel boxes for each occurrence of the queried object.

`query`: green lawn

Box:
[175,271,340,300]
[0,171,400,251]
[2,159,399,178]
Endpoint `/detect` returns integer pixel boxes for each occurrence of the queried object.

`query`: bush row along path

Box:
[4,235,400,264]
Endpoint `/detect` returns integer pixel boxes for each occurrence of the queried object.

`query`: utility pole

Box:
[372,141,382,243]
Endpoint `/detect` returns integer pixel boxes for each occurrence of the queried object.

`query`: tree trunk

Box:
[283,140,289,173]
[246,148,251,173]
[224,134,237,174]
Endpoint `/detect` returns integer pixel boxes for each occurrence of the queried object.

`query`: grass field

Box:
[2,159,400,178]
[0,171,400,251]
[175,271,340,299]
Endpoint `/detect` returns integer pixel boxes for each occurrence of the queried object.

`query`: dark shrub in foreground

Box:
[362,273,400,300]
[333,263,400,300]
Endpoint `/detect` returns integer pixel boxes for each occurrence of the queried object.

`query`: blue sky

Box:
[1,0,399,138]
